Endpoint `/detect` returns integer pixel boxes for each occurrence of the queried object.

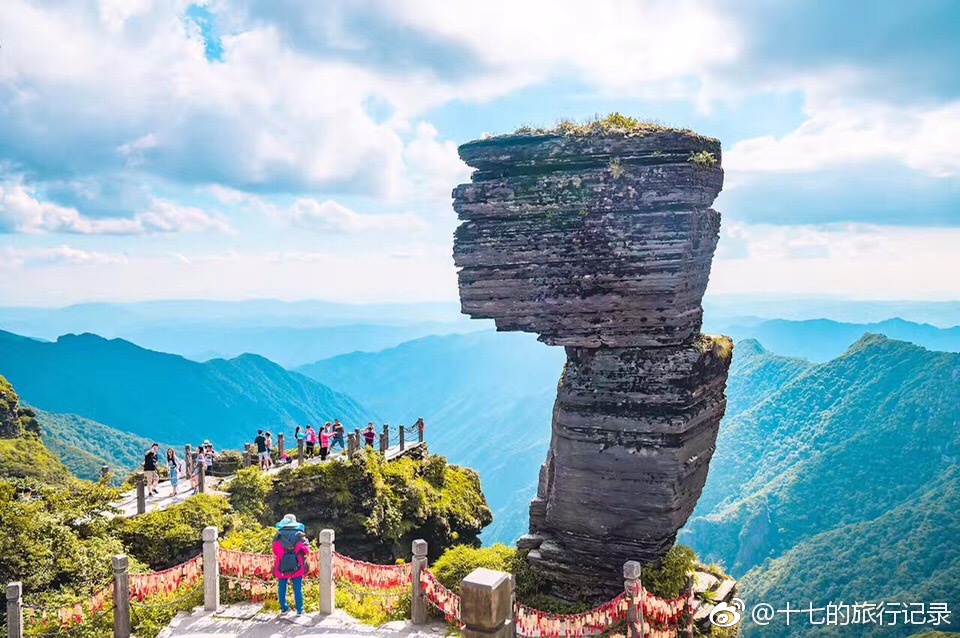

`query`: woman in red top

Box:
[319,424,332,461]
[272,514,310,615]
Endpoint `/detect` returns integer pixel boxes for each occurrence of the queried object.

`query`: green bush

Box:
[0,477,123,594]
[431,544,516,593]
[422,454,446,488]
[641,545,697,599]
[226,466,274,521]
[113,494,231,569]
[221,514,275,553]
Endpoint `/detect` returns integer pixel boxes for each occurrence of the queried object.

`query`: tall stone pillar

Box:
[452,124,733,600]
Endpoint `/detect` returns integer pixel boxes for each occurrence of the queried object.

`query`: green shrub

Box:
[641,545,697,599]
[113,494,231,569]
[422,455,446,488]
[688,150,718,169]
[226,466,274,521]
[0,477,123,594]
[221,514,275,553]
[431,544,516,593]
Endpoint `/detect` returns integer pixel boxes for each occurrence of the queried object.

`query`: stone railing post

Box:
[411,539,428,624]
[278,433,285,458]
[347,433,357,459]
[624,561,642,638]
[100,465,110,480]
[135,473,146,515]
[399,426,406,451]
[381,424,389,453]
[319,529,335,614]
[461,568,514,638]
[418,420,424,443]
[184,445,193,477]
[297,438,305,465]
[243,444,253,468]
[198,462,206,493]
[203,526,220,611]
[112,555,131,638]
[6,582,22,638]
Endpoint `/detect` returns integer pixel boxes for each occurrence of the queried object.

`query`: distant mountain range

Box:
[709,317,960,362]
[0,299,477,367]
[0,330,371,450]
[298,331,566,544]
[3,310,960,633]
[683,335,960,636]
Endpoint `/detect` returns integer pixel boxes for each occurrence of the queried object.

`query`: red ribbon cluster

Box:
[218,548,275,580]
[333,553,411,590]
[637,585,693,628]
[24,583,113,630]
[513,581,694,636]
[420,568,461,625]
[515,593,627,637]
[129,555,203,601]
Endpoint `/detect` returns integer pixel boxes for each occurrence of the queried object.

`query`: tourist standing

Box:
[255,430,269,470]
[363,423,376,448]
[191,442,205,493]
[319,423,332,461]
[203,441,217,473]
[332,420,346,452]
[273,514,310,615]
[166,448,182,497]
[143,443,160,496]
[265,431,275,469]
[304,425,317,458]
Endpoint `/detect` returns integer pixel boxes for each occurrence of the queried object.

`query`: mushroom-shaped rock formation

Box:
[452,123,733,600]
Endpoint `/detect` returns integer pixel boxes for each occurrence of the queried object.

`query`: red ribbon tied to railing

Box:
[129,554,203,601]
[25,582,113,630]
[333,552,411,590]
[419,568,461,625]
[515,593,627,637]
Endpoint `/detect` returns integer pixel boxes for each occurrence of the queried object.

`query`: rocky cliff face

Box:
[452,125,733,600]
[1,375,39,439]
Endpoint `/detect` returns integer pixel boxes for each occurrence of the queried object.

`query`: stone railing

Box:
[6,524,691,638]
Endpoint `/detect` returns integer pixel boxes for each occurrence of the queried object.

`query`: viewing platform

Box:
[111,423,426,518]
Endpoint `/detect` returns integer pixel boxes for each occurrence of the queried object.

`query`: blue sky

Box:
[1,0,958,306]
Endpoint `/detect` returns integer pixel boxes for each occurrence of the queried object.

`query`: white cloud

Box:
[382,0,741,97]
[1,245,129,268]
[710,222,960,300]
[726,102,960,179]
[402,123,471,204]
[137,199,232,234]
[0,179,230,235]
[0,0,464,198]
[288,199,429,234]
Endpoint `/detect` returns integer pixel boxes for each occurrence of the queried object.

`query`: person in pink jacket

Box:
[319,423,333,461]
[272,514,310,614]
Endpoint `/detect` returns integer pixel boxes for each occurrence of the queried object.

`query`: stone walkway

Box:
[158,604,448,638]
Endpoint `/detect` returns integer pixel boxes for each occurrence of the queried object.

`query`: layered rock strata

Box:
[451,128,733,600]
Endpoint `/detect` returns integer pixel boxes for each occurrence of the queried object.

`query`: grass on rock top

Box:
[511,111,714,141]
